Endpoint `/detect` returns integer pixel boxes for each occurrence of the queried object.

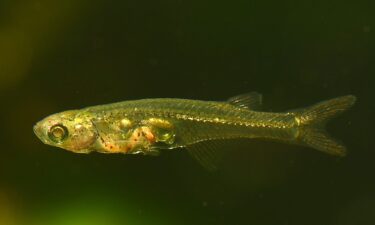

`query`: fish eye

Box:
[48,124,68,142]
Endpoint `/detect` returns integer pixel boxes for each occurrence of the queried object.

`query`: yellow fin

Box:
[186,141,225,171]
[297,95,356,125]
[295,95,356,156]
[227,92,262,110]
[299,129,347,156]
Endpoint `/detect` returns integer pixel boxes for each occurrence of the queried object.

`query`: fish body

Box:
[34,93,356,170]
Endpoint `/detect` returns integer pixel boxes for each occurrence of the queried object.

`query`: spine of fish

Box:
[292,95,356,156]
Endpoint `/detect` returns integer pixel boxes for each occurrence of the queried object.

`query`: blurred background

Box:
[0,0,374,224]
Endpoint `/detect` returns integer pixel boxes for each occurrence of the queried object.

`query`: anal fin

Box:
[186,140,225,171]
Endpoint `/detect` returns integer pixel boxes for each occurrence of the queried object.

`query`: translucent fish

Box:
[34,93,356,170]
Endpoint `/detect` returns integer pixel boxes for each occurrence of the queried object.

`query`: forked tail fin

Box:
[295,95,356,156]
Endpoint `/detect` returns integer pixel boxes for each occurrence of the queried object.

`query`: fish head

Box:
[33,110,97,153]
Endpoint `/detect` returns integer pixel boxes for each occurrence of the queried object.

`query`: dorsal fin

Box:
[186,141,225,171]
[227,92,263,110]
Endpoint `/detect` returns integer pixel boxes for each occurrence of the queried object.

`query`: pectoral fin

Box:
[186,141,225,171]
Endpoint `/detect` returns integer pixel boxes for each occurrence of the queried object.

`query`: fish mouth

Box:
[33,123,40,137]
[33,122,46,142]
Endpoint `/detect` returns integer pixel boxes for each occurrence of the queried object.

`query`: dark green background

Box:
[0,1,374,224]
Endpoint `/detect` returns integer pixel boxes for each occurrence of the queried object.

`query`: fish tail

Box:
[294,95,356,156]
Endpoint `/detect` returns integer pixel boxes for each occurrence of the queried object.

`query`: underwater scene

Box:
[0,1,374,225]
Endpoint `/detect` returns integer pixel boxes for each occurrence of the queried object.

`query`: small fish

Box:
[34,93,356,170]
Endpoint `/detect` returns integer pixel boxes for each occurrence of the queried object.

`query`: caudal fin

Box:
[295,95,356,156]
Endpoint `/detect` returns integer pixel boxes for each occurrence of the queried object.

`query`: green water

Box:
[0,1,374,225]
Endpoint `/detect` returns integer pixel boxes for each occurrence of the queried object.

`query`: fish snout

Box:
[33,122,46,141]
